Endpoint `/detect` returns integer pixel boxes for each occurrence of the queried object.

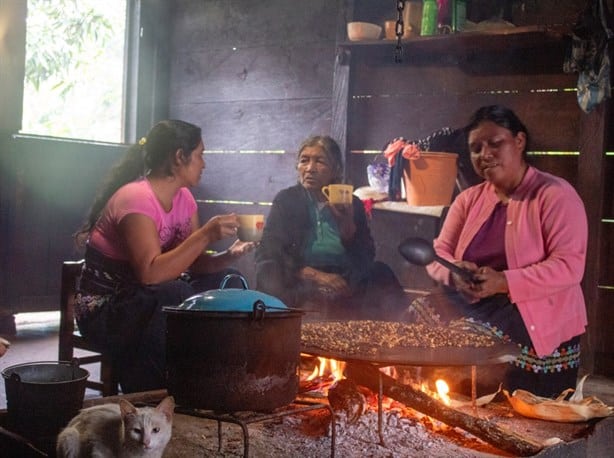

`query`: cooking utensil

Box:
[398,237,479,283]
[163,274,304,412]
[177,274,289,312]
[302,341,519,367]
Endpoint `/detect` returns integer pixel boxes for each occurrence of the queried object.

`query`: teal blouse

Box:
[303,200,349,269]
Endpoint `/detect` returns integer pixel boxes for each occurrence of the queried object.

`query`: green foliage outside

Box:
[22,0,127,143]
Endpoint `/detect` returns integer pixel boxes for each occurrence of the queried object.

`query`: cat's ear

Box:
[119,399,138,418]
[157,396,176,421]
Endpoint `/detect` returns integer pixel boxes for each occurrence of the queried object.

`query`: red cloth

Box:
[382,137,422,167]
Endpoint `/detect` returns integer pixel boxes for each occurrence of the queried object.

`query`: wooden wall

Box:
[167,0,342,285]
[1,0,613,376]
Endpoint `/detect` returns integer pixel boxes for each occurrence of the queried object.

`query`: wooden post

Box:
[577,99,609,373]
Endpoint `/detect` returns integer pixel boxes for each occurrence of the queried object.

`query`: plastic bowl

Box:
[347,21,382,41]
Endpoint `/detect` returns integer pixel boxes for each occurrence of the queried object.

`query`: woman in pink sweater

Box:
[425,105,588,398]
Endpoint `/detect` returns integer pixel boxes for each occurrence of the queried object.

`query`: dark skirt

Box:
[75,246,243,393]
[258,259,405,321]
[409,286,581,398]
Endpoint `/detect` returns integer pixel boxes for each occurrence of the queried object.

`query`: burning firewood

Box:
[345,361,544,456]
[327,379,366,424]
[504,375,614,422]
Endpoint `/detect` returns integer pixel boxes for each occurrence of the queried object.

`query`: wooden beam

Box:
[331,0,354,181]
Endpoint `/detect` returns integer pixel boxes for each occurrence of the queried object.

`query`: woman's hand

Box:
[470,266,509,298]
[226,239,256,258]
[201,214,239,242]
[327,202,356,242]
[452,262,509,301]
[299,267,351,298]
[0,337,9,357]
[451,260,480,299]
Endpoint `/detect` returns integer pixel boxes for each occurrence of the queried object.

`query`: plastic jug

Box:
[421,0,438,36]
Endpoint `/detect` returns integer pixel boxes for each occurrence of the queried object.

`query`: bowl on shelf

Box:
[347,21,382,41]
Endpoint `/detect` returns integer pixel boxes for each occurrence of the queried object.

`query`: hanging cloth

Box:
[564,0,614,113]
[381,127,455,201]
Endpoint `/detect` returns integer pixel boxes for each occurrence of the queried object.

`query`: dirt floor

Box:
[161,396,614,458]
[163,402,501,458]
[3,314,614,457]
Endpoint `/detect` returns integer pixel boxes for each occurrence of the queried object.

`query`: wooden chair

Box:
[58,260,118,397]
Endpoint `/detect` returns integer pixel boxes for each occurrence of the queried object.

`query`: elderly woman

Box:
[425,105,588,397]
[74,120,254,393]
[256,135,404,320]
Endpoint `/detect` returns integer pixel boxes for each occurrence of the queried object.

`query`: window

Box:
[21,0,128,143]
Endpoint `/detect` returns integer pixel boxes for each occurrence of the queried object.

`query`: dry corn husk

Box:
[503,375,614,422]
[448,384,502,408]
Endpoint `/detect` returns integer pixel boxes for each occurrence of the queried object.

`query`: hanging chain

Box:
[394,0,405,63]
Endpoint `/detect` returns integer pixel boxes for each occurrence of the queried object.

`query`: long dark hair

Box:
[74,120,202,245]
[297,135,344,183]
[465,105,530,158]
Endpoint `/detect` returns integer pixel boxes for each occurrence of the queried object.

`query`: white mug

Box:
[237,214,265,242]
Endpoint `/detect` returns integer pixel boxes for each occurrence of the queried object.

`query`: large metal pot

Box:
[163,274,303,412]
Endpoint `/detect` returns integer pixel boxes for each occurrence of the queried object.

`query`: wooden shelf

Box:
[339,25,571,55]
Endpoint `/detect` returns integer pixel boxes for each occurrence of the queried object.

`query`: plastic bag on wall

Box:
[564,0,614,113]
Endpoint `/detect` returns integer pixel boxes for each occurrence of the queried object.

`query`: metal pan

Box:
[301,341,519,367]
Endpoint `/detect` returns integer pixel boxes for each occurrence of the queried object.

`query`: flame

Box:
[307,364,319,381]
[379,365,398,378]
[300,356,347,395]
[435,379,451,406]
[415,379,451,406]
[306,356,346,381]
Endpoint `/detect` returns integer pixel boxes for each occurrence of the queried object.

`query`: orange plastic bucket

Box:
[403,152,458,206]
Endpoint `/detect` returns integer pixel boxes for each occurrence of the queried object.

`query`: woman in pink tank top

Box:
[73,120,255,393]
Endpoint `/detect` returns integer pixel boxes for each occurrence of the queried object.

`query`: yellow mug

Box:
[321,184,354,205]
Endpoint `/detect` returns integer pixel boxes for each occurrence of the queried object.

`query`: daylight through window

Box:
[21,0,127,143]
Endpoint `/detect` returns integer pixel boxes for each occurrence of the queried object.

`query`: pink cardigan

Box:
[427,166,588,357]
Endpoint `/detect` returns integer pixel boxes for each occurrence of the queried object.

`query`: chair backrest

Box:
[58,260,84,361]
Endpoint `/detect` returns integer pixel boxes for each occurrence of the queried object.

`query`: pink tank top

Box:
[89,179,197,260]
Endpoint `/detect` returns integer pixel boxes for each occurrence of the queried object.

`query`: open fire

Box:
[302,355,346,394]
[297,354,590,456]
[296,354,508,455]
[298,319,614,457]
[300,354,452,405]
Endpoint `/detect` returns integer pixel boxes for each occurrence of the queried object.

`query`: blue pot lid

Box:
[176,274,288,312]
[178,289,287,312]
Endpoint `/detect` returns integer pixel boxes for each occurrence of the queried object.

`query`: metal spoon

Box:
[398,237,479,283]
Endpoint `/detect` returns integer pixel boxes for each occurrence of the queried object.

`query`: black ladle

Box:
[398,237,479,283]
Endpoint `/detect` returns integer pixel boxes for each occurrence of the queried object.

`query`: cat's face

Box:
[120,396,175,454]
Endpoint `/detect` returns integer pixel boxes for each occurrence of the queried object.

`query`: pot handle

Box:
[219,273,249,290]
[252,300,306,316]
[9,372,22,407]
[252,300,266,321]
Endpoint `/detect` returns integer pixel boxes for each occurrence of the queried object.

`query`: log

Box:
[82,389,168,407]
[328,378,367,424]
[345,362,543,457]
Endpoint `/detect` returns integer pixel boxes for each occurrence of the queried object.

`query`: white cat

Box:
[56,396,175,458]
